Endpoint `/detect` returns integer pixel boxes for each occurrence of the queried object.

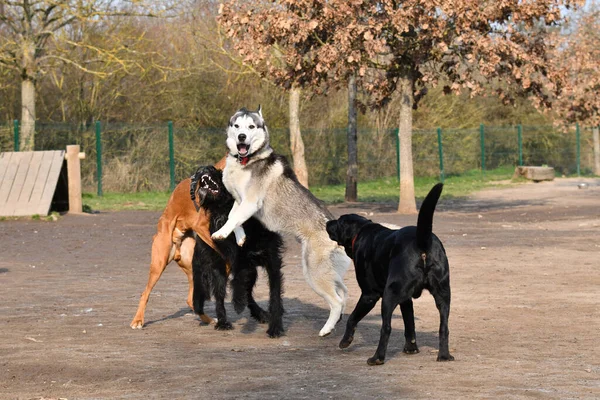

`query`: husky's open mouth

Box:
[200,174,219,194]
[237,143,249,157]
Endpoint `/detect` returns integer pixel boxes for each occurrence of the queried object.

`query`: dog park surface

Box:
[1,178,599,400]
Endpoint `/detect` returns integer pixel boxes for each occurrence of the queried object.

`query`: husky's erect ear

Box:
[256,105,262,118]
[229,107,245,126]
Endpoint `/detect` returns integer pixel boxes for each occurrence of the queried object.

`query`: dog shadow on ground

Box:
[440,197,547,213]
[143,307,193,327]
[331,197,550,215]
[0,268,9,274]
[295,299,444,355]
[144,297,445,355]
[330,202,398,214]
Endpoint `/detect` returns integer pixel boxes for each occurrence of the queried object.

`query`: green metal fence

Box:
[1,121,597,194]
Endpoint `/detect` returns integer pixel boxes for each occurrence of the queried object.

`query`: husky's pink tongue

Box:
[237,144,249,156]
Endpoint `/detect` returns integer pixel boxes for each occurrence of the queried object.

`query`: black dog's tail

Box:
[416,183,443,251]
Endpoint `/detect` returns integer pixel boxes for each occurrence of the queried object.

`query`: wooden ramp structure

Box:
[0,151,69,217]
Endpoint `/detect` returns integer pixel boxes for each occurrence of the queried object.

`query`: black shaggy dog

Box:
[326,183,454,365]
[190,165,285,337]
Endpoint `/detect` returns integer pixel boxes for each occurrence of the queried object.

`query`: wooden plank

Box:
[3,152,34,216]
[0,152,22,215]
[0,152,19,202]
[0,153,9,200]
[0,152,9,186]
[27,151,53,208]
[35,151,65,216]
[13,151,45,216]
[0,150,66,217]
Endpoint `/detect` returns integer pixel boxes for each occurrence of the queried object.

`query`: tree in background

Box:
[0,1,300,129]
[219,0,582,213]
[551,6,600,174]
[289,87,309,187]
[0,0,175,150]
[218,1,340,190]
[181,2,307,187]
[346,75,358,201]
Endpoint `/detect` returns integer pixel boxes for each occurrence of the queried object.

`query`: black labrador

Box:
[326,183,454,365]
[190,165,285,337]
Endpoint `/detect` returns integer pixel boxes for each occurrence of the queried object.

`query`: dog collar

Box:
[351,234,358,256]
[239,155,249,166]
[229,152,250,166]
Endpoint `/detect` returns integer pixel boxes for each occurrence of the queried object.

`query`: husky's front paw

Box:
[211,229,229,241]
[234,227,246,247]
[236,234,246,247]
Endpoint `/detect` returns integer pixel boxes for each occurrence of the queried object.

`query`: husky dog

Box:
[211,106,351,337]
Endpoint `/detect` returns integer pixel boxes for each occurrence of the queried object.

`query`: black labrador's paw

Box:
[367,356,385,366]
[437,353,455,362]
[339,335,354,349]
[214,320,234,331]
[403,340,420,354]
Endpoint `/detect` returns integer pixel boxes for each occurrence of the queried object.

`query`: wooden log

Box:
[513,166,555,182]
[65,145,85,214]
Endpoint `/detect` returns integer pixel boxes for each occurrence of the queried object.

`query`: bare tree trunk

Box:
[289,87,308,187]
[20,78,36,151]
[20,40,36,151]
[397,75,417,214]
[345,74,358,202]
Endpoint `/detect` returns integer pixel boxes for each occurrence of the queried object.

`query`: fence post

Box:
[576,123,581,176]
[65,145,84,214]
[95,121,103,196]
[13,120,19,152]
[517,124,523,166]
[480,123,485,177]
[168,121,175,191]
[437,127,445,183]
[395,128,400,182]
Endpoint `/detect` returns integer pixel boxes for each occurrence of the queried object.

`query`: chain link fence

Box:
[1,121,597,193]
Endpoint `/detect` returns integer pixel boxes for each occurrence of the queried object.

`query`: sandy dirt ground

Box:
[1,177,599,400]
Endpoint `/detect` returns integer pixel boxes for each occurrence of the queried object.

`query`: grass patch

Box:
[82,191,171,212]
[312,166,519,203]
[0,212,60,222]
[83,166,519,211]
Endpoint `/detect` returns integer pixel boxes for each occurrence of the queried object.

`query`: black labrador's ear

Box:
[326,219,339,242]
